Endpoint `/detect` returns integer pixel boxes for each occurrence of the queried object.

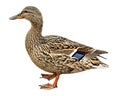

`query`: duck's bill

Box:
[9,14,23,20]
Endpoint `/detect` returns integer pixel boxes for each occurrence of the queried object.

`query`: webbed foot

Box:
[39,75,59,90]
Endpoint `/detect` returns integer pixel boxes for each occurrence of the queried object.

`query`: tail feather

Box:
[98,55,107,59]
[89,57,109,69]
[100,62,109,68]
[93,62,109,69]
[83,49,108,60]
[94,49,108,54]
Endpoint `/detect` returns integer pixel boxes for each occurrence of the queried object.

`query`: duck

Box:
[9,6,108,90]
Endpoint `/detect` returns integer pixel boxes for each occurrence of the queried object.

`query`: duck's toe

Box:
[39,83,57,90]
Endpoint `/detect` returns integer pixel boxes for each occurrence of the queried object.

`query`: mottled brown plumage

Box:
[10,6,108,89]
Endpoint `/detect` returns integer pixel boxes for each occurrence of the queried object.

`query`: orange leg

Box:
[41,73,57,80]
[40,75,60,90]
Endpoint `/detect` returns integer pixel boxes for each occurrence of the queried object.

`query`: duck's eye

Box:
[23,11,29,13]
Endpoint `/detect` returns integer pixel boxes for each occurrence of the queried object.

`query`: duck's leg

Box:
[40,75,60,90]
[41,73,57,80]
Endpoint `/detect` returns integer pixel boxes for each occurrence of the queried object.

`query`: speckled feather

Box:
[11,6,108,75]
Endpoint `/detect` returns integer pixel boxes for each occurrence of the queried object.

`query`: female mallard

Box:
[10,6,108,89]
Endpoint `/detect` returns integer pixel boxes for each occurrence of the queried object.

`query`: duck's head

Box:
[10,6,43,27]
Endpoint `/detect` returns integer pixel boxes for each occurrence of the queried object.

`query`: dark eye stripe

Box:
[24,11,29,13]
[22,10,32,14]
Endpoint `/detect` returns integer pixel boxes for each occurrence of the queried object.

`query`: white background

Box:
[0,0,119,96]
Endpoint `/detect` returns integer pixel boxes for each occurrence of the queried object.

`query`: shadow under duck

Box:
[10,6,108,90]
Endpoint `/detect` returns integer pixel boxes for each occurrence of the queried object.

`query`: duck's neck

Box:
[30,16,43,34]
[30,24,43,36]
[25,19,43,54]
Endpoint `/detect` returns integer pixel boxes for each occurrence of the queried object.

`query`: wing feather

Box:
[45,35,94,55]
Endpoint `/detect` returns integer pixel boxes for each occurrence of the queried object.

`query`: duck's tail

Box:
[83,49,108,69]
[96,62,109,68]
[83,49,108,59]
[90,57,109,69]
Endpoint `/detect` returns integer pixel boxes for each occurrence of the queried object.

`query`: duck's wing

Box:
[45,35,108,59]
[45,35,91,54]
[39,35,108,73]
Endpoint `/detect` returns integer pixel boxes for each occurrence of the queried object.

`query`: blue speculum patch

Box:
[72,52,85,61]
